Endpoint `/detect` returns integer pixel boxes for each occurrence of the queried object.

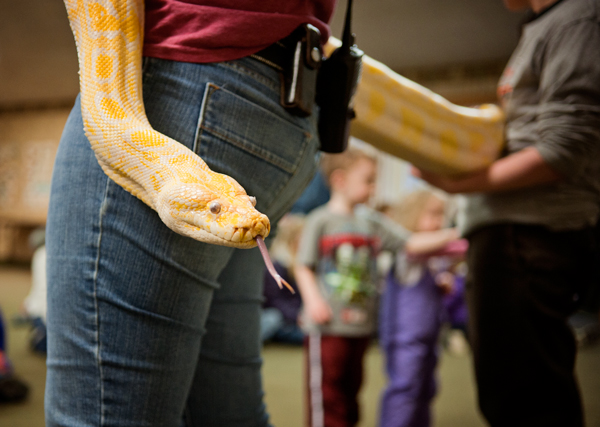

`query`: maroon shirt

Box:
[143,0,336,63]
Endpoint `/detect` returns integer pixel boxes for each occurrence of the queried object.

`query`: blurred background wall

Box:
[0,0,525,261]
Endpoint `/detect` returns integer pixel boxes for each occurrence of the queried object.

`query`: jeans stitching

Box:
[217,60,279,91]
[264,133,315,219]
[200,83,311,175]
[93,177,111,426]
[142,56,151,75]
[203,125,305,174]
[193,83,213,154]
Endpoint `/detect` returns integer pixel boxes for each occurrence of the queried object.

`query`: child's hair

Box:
[270,214,306,265]
[320,147,377,186]
[387,190,443,232]
[375,202,392,216]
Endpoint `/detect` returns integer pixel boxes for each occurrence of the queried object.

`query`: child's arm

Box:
[369,207,460,256]
[294,264,332,325]
[294,209,332,325]
[405,228,460,255]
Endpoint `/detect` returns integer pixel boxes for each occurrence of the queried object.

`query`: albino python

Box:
[65,0,504,255]
[65,0,268,250]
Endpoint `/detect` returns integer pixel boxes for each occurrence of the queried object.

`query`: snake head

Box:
[157,173,270,248]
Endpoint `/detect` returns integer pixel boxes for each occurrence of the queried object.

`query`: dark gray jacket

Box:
[460,0,600,235]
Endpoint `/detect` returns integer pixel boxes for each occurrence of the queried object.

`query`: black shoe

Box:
[0,376,29,403]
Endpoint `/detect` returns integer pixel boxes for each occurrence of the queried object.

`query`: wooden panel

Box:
[0,109,70,226]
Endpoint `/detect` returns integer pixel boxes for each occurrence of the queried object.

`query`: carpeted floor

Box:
[1,265,599,426]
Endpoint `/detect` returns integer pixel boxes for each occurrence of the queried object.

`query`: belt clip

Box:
[281,24,322,117]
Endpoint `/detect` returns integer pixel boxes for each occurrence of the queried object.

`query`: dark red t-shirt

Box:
[143,0,337,63]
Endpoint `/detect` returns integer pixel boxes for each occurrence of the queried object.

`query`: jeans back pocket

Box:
[195,83,313,210]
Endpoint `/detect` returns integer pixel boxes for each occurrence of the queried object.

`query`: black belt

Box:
[250,42,290,72]
[250,25,322,73]
[249,25,323,117]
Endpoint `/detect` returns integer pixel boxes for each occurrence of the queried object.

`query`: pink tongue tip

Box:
[256,236,295,294]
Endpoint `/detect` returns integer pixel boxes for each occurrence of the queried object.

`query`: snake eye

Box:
[249,196,257,207]
[209,201,221,215]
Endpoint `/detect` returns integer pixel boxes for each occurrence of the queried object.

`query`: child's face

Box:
[341,158,377,205]
[416,196,446,232]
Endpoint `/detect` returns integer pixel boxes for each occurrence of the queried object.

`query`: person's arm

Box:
[370,207,459,255]
[293,264,332,325]
[412,146,562,194]
[414,20,600,195]
[294,210,332,325]
[533,20,600,183]
[64,0,266,247]
[405,228,460,255]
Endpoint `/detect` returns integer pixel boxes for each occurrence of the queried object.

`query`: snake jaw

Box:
[210,214,269,246]
[205,202,270,246]
[230,214,270,242]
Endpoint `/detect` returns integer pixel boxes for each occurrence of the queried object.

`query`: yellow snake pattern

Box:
[64,0,269,248]
[324,40,505,176]
[65,1,504,249]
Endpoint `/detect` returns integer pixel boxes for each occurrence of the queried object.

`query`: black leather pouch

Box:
[280,24,323,117]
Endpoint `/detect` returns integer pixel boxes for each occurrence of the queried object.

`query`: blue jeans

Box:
[45,56,320,427]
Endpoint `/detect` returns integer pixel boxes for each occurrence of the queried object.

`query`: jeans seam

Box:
[93,177,111,426]
[142,56,151,75]
[217,60,279,92]
[264,133,314,219]
[200,83,310,174]
[193,83,213,154]
[203,125,303,174]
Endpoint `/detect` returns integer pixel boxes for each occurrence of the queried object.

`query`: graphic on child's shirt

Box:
[318,233,379,306]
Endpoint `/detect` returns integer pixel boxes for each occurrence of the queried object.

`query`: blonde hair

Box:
[387,190,443,232]
[269,214,306,266]
[320,148,377,186]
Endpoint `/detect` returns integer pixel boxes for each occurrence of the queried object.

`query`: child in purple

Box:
[378,190,467,427]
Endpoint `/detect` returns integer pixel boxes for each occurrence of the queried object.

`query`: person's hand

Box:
[412,146,562,195]
[411,166,463,194]
[435,271,455,295]
[305,294,333,325]
[405,228,461,257]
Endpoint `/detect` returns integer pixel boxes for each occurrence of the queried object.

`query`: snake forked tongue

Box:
[256,236,295,294]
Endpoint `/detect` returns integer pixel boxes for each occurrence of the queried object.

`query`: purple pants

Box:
[378,269,444,427]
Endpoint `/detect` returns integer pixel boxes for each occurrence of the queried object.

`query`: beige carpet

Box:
[1,265,598,427]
